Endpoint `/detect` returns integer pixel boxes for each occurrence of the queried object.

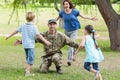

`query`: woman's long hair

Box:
[85,25,98,48]
[63,0,75,9]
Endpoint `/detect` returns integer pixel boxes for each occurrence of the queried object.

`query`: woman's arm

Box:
[79,15,97,21]
[6,30,18,40]
[55,16,60,21]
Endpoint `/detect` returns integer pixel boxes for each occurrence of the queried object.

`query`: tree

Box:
[54,0,64,28]
[95,0,120,50]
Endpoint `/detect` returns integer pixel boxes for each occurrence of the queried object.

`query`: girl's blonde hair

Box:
[26,12,35,22]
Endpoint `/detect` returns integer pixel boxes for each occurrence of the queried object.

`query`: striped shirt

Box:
[17,22,39,48]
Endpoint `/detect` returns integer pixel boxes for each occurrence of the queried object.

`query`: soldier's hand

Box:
[14,39,22,46]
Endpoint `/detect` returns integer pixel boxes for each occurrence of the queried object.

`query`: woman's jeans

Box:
[65,30,78,62]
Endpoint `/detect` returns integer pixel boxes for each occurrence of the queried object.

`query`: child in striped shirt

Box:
[6,12,51,76]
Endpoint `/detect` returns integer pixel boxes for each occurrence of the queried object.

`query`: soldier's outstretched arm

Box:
[64,35,79,48]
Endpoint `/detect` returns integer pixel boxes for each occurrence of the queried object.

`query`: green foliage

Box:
[0,0,119,24]
[111,0,120,3]
[72,0,93,5]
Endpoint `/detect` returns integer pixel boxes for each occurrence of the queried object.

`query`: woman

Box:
[56,0,97,66]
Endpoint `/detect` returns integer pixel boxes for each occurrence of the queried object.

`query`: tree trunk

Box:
[96,0,120,50]
[59,0,64,28]
[54,0,64,28]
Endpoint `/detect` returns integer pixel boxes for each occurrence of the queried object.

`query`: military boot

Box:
[56,66,62,74]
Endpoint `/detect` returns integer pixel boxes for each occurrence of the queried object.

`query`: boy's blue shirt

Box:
[17,22,39,48]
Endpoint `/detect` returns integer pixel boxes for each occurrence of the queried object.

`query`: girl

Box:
[56,0,97,66]
[73,25,104,80]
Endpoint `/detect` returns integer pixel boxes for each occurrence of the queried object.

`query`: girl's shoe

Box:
[94,71,100,80]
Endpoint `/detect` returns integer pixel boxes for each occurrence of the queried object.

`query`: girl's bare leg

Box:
[90,68,97,74]
[98,73,103,80]
[90,68,102,80]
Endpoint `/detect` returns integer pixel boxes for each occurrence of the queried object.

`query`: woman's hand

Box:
[91,17,98,21]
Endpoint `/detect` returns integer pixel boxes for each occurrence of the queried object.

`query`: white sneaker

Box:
[94,71,100,80]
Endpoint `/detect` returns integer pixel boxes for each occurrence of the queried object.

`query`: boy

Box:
[6,12,51,76]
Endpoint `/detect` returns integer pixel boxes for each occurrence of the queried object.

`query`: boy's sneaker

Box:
[94,71,100,80]
[25,72,35,77]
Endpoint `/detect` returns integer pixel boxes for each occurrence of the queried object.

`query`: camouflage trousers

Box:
[40,53,62,73]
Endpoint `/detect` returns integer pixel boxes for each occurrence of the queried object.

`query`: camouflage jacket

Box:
[36,31,79,57]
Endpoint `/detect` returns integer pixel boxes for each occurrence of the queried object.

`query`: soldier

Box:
[15,19,79,74]
[37,19,79,74]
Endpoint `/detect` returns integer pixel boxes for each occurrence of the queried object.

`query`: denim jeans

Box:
[24,48,35,65]
[84,62,99,71]
[64,30,78,62]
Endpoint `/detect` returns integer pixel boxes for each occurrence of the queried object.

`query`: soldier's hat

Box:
[48,19,57,24]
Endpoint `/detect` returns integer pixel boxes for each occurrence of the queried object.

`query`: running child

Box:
[73,25,104,80]
[6,12,51,76]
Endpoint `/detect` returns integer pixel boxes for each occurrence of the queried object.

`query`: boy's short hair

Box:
[26,12,35,22]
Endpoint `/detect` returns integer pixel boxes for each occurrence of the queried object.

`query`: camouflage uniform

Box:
[36,31,79,73]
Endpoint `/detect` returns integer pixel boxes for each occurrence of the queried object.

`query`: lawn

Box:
[0,4,120,80]
[0,37,120,80]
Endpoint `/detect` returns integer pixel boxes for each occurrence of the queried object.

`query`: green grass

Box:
[0,37,120,80]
